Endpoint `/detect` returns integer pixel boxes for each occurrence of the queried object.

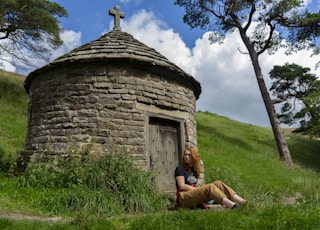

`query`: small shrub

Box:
[19,150,169,216]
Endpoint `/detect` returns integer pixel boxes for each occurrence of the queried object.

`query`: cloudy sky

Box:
[2,0,320,127]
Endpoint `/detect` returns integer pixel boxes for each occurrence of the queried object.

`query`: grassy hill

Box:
[0,70,27,156]
[0,69,319,229]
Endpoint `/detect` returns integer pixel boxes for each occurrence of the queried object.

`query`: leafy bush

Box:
[19,150,170,215]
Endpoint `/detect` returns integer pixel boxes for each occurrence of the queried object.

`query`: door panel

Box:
[149,118,181,193]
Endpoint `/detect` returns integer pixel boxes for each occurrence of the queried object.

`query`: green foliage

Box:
[0,0,68,68]
[174,0,319,54]
[19,150,169,216]
[288,10,320,54]
[269,63,320,137]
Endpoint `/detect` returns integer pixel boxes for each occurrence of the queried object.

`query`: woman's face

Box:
[183,150,193,165]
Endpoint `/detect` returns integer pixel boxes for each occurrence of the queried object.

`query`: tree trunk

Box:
[240,32,294,166]
[254,61,293,166]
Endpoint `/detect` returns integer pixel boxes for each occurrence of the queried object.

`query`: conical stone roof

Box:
[24,31,201,98]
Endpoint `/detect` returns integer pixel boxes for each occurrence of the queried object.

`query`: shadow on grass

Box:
[288,135,320,172]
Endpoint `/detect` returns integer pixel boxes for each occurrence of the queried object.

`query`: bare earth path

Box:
[0,211,65,222]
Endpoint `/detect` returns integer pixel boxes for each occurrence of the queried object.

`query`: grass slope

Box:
[0,70,319,229]
[0,70,27,156]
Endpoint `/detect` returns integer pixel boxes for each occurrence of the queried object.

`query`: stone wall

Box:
[23,62,198,167]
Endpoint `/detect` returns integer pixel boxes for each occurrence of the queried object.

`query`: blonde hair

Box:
[182,146,201,178]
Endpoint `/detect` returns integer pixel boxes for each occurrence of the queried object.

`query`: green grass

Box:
[0,70,319,229]
[0,70,27,156]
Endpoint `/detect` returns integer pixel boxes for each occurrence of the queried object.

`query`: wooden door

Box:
[148,117,182,194]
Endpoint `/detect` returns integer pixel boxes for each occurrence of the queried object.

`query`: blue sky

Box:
[2,0,320,127]
[54,0,205,48]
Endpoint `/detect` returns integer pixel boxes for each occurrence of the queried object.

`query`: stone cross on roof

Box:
[108,5,125,31]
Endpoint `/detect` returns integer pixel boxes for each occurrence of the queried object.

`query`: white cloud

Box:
[192,32,269,125]
[120,10,320,127]
[118,0,142,5]
[0,29,82,75]
[121,10,193,74]
[51,30,82,60]
[0,57,16,73]
[0,38,16,72]
[23,30,82,74]
[302,0,313,7]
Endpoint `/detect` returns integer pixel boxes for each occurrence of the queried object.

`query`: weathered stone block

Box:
[137,96,152,104]
[21,30,201,195]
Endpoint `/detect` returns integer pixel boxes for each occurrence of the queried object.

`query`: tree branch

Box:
[237,47,248,54]
[257,20,276,56]
[272,97,287,104]
[200,0,240,29]
[243,1,256,32]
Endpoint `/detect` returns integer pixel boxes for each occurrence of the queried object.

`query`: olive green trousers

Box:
[178,180,237,209]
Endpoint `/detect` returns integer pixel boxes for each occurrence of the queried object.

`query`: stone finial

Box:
[108,5,125,31]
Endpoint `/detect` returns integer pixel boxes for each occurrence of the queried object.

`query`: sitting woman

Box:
[175,146,246,209]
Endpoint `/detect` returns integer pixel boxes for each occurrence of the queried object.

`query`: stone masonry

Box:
[21,31,201,170]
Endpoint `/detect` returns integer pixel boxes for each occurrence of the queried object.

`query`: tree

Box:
[300,83,320,137]
[175,0,320,166]
[0,0,68,70]
[287,10,320,57]
[269,63,320,137]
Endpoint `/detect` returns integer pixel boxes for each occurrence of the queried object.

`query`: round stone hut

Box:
[20,8,201,193]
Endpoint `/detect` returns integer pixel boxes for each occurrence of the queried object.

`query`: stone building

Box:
[20,6,201,193]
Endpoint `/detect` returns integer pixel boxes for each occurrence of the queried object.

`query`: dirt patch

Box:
[282,192,303,205]
[0,212,66,222]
